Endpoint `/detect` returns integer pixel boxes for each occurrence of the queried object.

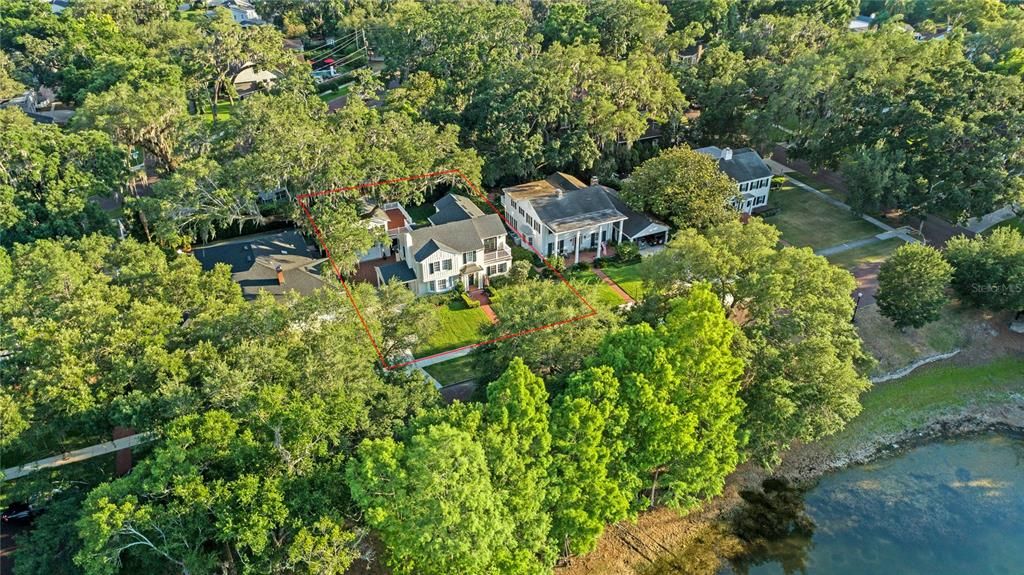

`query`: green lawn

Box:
[404,202,436,226]
[423,354,480,386]
[601,261,645,300]
[826,238,905,270]
[318,82,352,103]
[761,180,880,250]
[565,269,627,309]
[821,357,1024,453]
[785,171,846,203]
[855,303,973,377]
[200,101,234,124]
[414,299,491,358]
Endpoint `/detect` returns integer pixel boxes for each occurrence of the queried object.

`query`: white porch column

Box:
[574,230,581,264]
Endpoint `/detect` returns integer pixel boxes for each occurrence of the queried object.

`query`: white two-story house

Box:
[501,173,670,263]
[375,194,512,295]
[695,146,773,214]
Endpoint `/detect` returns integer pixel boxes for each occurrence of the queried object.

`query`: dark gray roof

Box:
[529,186,626,233]
[695,146,772,184]
[601,188,669,238]
[408,213,507,262]
[376,261,416,284]
[192,229,326,300]
[428,194,484,225]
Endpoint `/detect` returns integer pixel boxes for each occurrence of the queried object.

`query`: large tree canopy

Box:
[621,145,739,230]
[0,109,126,245]
[641,220,872,465]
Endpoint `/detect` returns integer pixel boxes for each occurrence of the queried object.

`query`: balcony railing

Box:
[482,249,511,262]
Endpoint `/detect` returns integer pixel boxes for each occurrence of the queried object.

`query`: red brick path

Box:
[592,268,635,304]
[468,289,499,324]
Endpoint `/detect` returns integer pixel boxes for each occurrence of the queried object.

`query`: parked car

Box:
[1,502,41,526]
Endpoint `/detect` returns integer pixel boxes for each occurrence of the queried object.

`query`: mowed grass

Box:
[826,238,905,270]
[565,269,628,309]
[761,179,880,250]
[200,101,234,123]
[601,261,645,300]
[821,357,1024,453]
[786,171,846,203]
[423,353,479,386]
[414,299,491,358]
[855,303,973,376]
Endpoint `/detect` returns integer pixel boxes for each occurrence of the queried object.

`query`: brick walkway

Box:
[592,268,635,304]
[468,289,498,324]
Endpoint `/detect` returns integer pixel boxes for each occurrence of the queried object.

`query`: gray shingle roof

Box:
[695,146,772,184]
[376,261,416,284]
[408,213,507,262]
[527,186,626,233]
[428,194,484,225]
[601,188,669,238]
[192,229,326,299]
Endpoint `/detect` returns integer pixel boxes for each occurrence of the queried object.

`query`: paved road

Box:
[964,206,1019,233]
[2,432,156,482]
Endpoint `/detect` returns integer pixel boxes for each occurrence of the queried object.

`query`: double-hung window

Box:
[463,251,476,264]
[428,262,440,274]
[442,259,453,271]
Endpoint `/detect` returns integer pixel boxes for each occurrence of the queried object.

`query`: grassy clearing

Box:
[200,101,234,123]
[601,261,645,300]
[423,354,479,386]
[565,269,627,309]
[414,299,490,358]
[826,238,905,270]
[761,180,880,250]
[318,82,352,103]
[855,304,973,376]
[785,171,846,203]
[822,357,1024,453]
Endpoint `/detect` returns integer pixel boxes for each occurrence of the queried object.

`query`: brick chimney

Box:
[275,264,285,285]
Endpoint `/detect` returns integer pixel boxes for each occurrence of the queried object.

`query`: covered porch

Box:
[460,262,485,290]
[552,219,626,264]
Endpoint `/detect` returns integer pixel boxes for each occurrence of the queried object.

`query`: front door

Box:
[467,273,477,289]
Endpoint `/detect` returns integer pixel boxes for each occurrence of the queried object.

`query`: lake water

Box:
[724,434,1024,575]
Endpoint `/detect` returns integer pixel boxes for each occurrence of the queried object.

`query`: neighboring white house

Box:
[695,146,774,214]
[375,194,511,295]
[207,0,264,25]
[501,173,670,263]
[358,202,412,263]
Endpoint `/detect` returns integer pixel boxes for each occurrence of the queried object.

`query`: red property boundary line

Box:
[296,169,598,370]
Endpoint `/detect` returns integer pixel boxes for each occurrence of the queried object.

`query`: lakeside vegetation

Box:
[2,0,1024,574]
[821,356,1024,454]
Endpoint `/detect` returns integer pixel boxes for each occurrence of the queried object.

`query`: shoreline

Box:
[776,398,1024,485]
[558,376,1024,575]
